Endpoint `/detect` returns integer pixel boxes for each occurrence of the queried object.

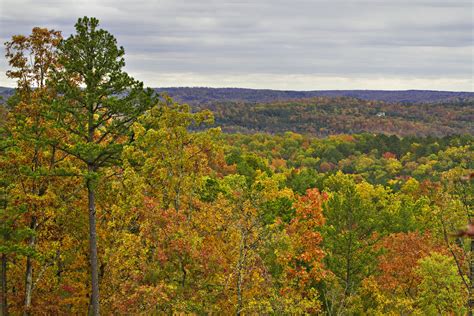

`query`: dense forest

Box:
[1,17,473,315]
[2,86,473,106]
[5,90,473,137]
[206,97,474,137]
[154,87,474,105]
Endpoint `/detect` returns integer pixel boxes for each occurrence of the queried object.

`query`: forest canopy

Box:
[1,17,473,315]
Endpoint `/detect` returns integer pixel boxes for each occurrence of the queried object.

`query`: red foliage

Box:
[382,152,397,159]
[375,232,445,294]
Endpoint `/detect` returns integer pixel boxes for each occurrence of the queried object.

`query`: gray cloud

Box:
[0,0,472,90]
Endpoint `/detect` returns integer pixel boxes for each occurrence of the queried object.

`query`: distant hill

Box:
[0,87,15,103]
[205,97,474,137]
[1,87,473,137]
[1,86,473,105]
[154,87,474,105]
[153,88,474,136]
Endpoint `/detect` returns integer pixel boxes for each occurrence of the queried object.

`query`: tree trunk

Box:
[470,235,474,316]
[87,169,100,316]
[236,229,247,316]
[1,254,8,316]
[344,234,353,298]
[23,216,37,316]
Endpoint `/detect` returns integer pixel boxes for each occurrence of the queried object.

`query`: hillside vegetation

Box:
[155,87,474,104]
[2,88,472,138]
[206,97,473,137]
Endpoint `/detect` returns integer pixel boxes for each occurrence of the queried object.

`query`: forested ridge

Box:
[206,97,474,137]
[4,91,473,137]
[3,77,473,139]
[154,87,474,105]
[2,86,473,106]
[1,17,473,315]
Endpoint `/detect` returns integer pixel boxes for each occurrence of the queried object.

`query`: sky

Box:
[0,0,472,91]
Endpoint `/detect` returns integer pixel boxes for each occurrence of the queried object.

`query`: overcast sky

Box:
[0,0,472,91]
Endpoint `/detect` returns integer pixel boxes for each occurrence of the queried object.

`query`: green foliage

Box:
[50,16,157,169]
[415,252,466,314]
[321,173,387,296]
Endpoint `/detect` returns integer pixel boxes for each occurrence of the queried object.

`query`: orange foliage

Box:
[382,152,397,159]
[375,232,445,295]
[279,189,328,310]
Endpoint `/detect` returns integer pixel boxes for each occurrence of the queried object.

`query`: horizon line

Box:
[1,85,473,93]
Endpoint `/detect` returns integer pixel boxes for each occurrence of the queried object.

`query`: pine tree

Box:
[49,17,156,315]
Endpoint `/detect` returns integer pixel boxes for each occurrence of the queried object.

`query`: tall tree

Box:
[3,27,62,315]
[49,17,155,315]
[320,172,388,313]
[276,188,327,313]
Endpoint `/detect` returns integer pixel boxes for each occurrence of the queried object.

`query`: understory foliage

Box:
[1,17,473,315]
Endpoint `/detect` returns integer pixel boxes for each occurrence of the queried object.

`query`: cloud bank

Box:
[0,0,472,90]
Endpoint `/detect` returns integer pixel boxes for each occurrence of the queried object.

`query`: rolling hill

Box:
[1,87,473,105]
[1,87,473,137]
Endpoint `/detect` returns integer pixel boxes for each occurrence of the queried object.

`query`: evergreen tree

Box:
[49,17,156,314]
